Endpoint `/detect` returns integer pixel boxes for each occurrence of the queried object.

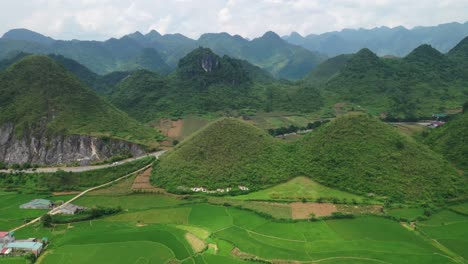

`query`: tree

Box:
[24,252,36,264]
[40,214,52,227]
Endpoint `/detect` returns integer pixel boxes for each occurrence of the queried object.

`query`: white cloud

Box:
[218,8,232,23]
[0,0,466,40]
[149,15,173,35]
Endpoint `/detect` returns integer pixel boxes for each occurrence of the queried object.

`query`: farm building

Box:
[0,232,14,244]
[20,199,53,209]
[0,248,12,256]
[54,204,86,215]
[6,241,43,256]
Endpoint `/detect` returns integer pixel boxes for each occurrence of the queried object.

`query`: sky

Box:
[1,0,467,40]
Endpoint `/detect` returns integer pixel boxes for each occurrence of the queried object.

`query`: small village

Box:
[0,198,86,260]
[189,185,249,193]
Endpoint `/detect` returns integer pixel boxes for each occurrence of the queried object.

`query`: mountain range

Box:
[283,21,468,57]
[2,21,467,80]
[0,28,324,80]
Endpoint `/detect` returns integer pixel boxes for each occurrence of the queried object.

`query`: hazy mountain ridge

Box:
[283,21,468,57]
[0,28,325,80]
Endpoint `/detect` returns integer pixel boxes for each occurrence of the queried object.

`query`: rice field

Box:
[4,184,465,264]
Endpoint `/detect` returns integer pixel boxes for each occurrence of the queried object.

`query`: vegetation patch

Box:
[153,118,292,190]
[234,176,368,203]
[104,208,191,225]
[296,114,466,201]
[0,55,162,147]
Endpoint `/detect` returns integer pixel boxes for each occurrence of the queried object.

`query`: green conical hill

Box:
[153,118,291,190]
[296,114,465,201]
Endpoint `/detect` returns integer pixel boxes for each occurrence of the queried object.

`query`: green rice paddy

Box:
[233,176,370,202]
[387,207,425,221]
[4,184,467,264]
[418,209,468,260]
[26,193,461,264]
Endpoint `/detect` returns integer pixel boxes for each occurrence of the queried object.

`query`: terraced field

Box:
[5,179,466,264]
[22,189,460,264]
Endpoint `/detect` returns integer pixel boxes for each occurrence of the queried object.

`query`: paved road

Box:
[9,161,157,232]
[0,151,166,174]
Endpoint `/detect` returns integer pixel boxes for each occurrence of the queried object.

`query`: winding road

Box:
[0,151,166,174]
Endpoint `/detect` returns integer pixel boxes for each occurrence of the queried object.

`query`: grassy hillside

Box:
[152,118,292,190]
[424,110,468,171]
[305,54,352,84]
[296,114,466,201]
[0,55,162,146]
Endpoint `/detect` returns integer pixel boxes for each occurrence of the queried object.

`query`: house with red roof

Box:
[0,232,14,244]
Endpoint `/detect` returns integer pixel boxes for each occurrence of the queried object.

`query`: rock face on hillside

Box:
[0,123,145,165]
[201,53,219,72]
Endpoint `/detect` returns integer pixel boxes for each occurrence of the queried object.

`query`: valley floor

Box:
[1,177,467,264]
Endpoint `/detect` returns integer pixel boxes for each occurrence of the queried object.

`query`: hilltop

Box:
[152,118,292,190]
[295,114,466,201]
[0,55,162,147]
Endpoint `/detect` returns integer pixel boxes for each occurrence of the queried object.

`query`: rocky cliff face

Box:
[201,54,219,72]
[0,123,146,165]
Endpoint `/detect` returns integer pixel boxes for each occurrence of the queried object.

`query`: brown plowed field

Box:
[290,202,337,219]
[132,167,164,192]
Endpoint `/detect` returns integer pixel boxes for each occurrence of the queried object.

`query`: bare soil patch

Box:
[156,118,184,139]
[334,102,347,115]
[231,247,256,259]
[290,202,337,219]
[208,243,218,253]
[131,167,165,193]
[185,233,206,253]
